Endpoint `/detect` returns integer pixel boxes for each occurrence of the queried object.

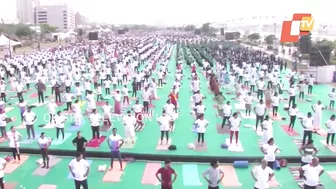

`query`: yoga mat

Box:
[320,140,336,152]
[97,102,106,106]
[100,124,112,132]
[327,171,336,181]
[216,124,230,134]
[43,123,55,129]
[234,104,245,110]
[225,138,244,152]
[156,138,172,150]
[4,155,29,173]
[315,129,328,137]
[33,158,61,176]
[141,163,161,185]
[4,182,17,189]
[241,113,256,119]
[182,164,202,186]
[86,135,106,148]
[135,124,146,132]
[56,102,65,106]
[252,127,263,136]
[268,112,282,120]
[269,177,281,187]
[30,93,38,98]
[31,102,48,107]
[220,165,242,187]
[20,133,40,144]
[79,101,86,107]
[51,133,72,146]
[281,125,300,136]
[16,124,26,129]
[193,141,208,152]
[5,107,13,112]
[121,138,137,149]
[68,124,82,132]
[67,160,92,179]
[102,161,127,182]
[38,184,57,189]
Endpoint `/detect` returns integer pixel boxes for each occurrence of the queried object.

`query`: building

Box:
[35,4,75,31]
[75,13,89,28]
[16,0,40,23]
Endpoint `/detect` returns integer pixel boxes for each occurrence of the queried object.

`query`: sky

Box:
[0,0,335,25]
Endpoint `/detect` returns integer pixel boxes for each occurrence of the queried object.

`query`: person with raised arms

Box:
[107,128,124,171]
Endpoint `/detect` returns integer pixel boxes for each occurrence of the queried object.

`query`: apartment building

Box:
[16,0,40,23]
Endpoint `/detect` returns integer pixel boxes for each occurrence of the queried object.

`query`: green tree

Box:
[265,34,276,45]
[234,32,241,39]
[201,23,211,34]
[40,24,57,34]
[184,25,196,31]
[298,32,312,53]
[15,25,32,37]
[247,33,261,41]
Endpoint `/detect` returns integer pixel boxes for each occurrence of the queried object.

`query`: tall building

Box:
[75,12,89,28]
[35,4,75,31]
[16,0,39,23]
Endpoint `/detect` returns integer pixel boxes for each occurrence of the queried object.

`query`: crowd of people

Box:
[0,32,332,189]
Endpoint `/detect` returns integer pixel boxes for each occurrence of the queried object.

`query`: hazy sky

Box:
[0,0,335,25]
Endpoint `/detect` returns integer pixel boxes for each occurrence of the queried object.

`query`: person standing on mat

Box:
[69,152,90,189]
[37,132,51,168]
[22,107,37,140]
[221,101,232,128]
[194,113,209,146]
[228,112,241,146]
[261,138,280,169]
[299,140,318,167]
[251,159,274,189]
[6,126,22,163]
[158,110,172,145]
[72,131,88,157]
[287,104,299,131]
[271,92,280,117]
[203,160,224,189]
[156,159,177,189]
[55,111,67,140]
[0,155,6,189]
[325,115,336,146]
[47,100,58,125]
[311,100,324,131]
[261,115,273,145]
[254,99,266,131]
[35,79,46,104]
[122,111,136,144]
[301,112,313,145]
[288,85,296,108]
[89,109,102,142]
[299,157,324,189]
[107,128,124,171]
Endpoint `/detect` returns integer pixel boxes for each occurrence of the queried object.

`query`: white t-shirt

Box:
[158,115,172,131]
[163,103,175,115]
[0,158,6,178]
[289,108,299,116]
[142,91,151,101]
[302,164,324,187]
[0,113,7,127]
[48,102,58,114]
[195,119,209,133]
[38,137,50,148]
[253,166,274,189]
[89,113,102,126]
[271,96,280,106]
[229,117,241,131]
[262,144,278,162]
[195,105,206,114]
[69,159,90,181]
[133,104,143,113]
[255,104,266,116]
[7,131,22,148]
[122,115,136,127]
[114,93,121,102]
[102,105,112,114]
[326,120,336,133]
[222,104,232,117]
[245,96,253,104]
[23,111,36,125]
[55,115,67,128]
[302,117,313,131]
[313,104,323,114]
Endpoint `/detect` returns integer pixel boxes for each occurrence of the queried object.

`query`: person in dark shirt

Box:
[72,131,88,157]
[35,80,46,103]
[53,81,62,103]
[156,159,177,189]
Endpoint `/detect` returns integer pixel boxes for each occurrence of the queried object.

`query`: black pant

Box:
[221,116,230,128]
[302,130,312,145]
[267,161,275,169]
[0,127,5,138]
[289,96,295,107]
[74,179,88,189]
[143,101,149,113]
[330,100,335,108]
[308,85,313,94]
[132,87,137,97]
[272,106,278,116]
[41,148,49,166]
[66,86,71,92]
[208,186,219,189]
[91,126,100,139]
[303,184,317,189]
[55,93,61,103]
[56,128,64,139]
[105,88,110,95]
[0,177,3,189]
[250,85,255,92]
[49,114,54,124]
[256,115,264,130]
[10,148,20,160]
[158,79,163,87]
[136,82,141,90]
[38,91,44,103]
[110,151,122,168]
[197,132,205,143]
[66,102,72,111]
[17,92,23,101]
[327,133,335,145]
[289,116,296,129]
[1,93,6,102]
[257,89,263,99]
[160,131,169,141]
[299,92,304,99]
[26,124,35,139]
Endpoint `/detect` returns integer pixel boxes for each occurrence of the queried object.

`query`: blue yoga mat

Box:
[68,125,82,132]
[182,164,202,186]
[67,160,93,179]
[20,132,41,144]
[51,133,72,146]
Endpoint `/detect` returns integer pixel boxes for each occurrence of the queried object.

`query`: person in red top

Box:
[168,89,178,113]
[156,159,177,189]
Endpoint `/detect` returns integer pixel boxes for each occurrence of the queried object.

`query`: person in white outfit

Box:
[122,111,136,143]
[157,110,172,145]
[311,101,324,130]
[251,159,275,189]
[261,115,273,145]
[72,100,82,126]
